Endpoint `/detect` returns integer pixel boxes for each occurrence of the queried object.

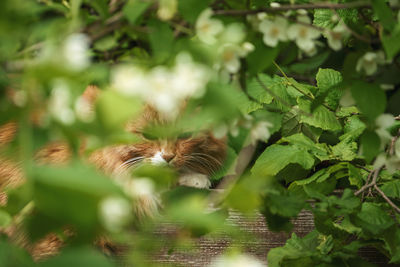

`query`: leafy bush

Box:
[1,0,400,266]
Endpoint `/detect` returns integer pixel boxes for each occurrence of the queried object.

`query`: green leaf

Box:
[246,38,279,75]
[371,0,396,32]
[93,36,117,51]
[39,246,116,267]
[354,202,394,235]
[313,9,335,28]
[123,0,151,25]
[0,209,11,227]
[340,115,366,141]
[96,90,142,132]
[251,144,315,176]
[316,68,343,110]
[31,163,122,230]
[290,51,330,74]
[382,27,400,59]
[350,81,386,121]
[360,130,381,163]
[298,98,342,131]
[246,77,273,105]
[178,0,211,24]
[148,20,174,61]
[381,179,400,198]
[279,133,329,161]
[281,109,322,142]
[330,137,358,161]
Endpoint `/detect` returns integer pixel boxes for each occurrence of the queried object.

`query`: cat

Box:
[0,85,227,260]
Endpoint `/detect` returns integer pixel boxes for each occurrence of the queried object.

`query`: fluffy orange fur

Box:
[0,85,227,261]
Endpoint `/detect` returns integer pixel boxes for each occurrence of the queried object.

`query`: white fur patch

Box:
[178,172,211,189]
[150,151,167,165]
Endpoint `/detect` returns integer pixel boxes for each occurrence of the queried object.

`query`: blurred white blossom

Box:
[157,0,177,21]
[259,17,288,47]
[125,177,155,198]
[209,253,265,267]
[324,21,350,51]
[380,84,395,91]
[49,79,75,125]
[112,53,210,119]
[375,114,395,144]
[250,121,272,144]
[12,90,27,107]
[287,16,321,53]
[356,51,385,75]
[196,9,224,45]
[63,33,90,71]
[111,65,148,96]
[99,196,131,232]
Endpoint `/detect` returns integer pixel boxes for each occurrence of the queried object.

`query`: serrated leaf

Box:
[331,137,358,161]
[290,51,330,74]
[354,202,394,235]
[251,144,315,176]
[316,68,343,110]
[281,109,322,142]
[381,180,400,198]
[382,27,400,60]
[279,133,329,161]
[313,9,335,28]
[298,98,342,131]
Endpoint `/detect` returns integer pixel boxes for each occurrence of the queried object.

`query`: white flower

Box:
[219,44,241,73]
[219,23,246,45]
[375,114,395,144]
[324,21,350,51]
[209,253,265,267]
[111,65,148,97]
[270,2,281,8]
[259,17,288,47]
[125,178,155,198]
[49,79,75,125]
[157,0,177,21]
[287,16,321,52]
[171,52,210,98]
[99,196,131,232]
[196,9,224,45]
[74,96,94,122]
[250,121,272,144]
[380,84,395,91]
[63,33,90,71]
[241,42,255,54]
[356,51,385,76]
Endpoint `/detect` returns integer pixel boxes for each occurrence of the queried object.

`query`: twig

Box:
[374,185,400,214]
[389,128,400,156]
[213,1,372,16]
[354,166,382,196]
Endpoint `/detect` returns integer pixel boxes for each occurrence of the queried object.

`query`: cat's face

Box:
[119,106,226,177]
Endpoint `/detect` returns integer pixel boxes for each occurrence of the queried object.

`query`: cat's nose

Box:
[162,153,175,163]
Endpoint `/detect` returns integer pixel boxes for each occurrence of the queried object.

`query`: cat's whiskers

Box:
[190,153,223,166]
[115,156,145,175]
[184,155,216,175]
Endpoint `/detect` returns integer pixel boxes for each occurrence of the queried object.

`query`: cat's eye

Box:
[142,132,158,140]
[178,132,193,139]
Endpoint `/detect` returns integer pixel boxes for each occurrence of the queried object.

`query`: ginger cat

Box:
[0,85,226,261]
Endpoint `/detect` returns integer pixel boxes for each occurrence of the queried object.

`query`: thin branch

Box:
[389,128,400,156]
[213,1,372,16]
[354,166,382,196]
[374,184,400,214]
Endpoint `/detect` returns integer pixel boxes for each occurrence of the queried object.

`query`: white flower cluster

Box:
[356,51,386,76]
[196,9,254,74]
[254,12,351,55]
[112,53,210,119]
[62,33,90,71]
[209,253,266,267]
[157,0,177,21]
[213,115,272,145]
[48,79,96,124]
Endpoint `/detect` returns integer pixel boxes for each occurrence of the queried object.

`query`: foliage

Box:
[1,0,400,266]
